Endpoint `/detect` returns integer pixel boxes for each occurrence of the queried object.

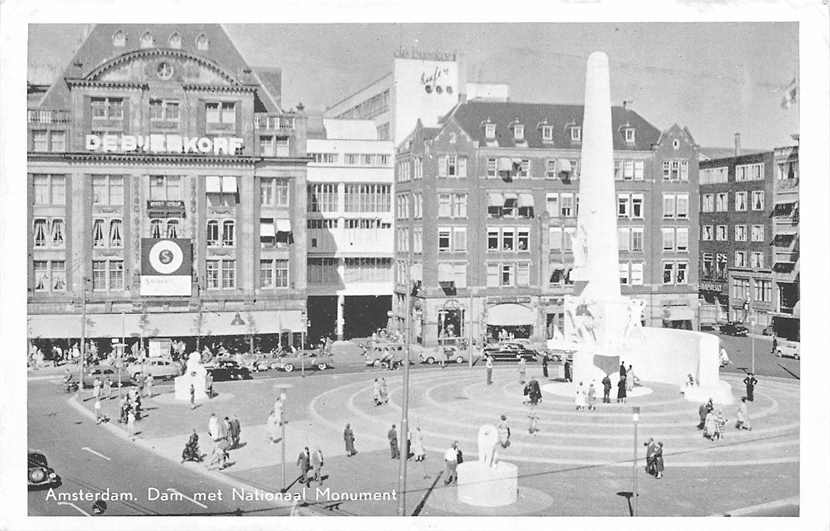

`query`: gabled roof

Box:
[38,24,280,112]
[446,100,661,150]
[698,146,768,161]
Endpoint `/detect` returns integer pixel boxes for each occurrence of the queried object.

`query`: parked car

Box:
[207,359,252,381]
[28,451,60,489]
[81,366,131,388]
[775,339,800,360]
[537,347,575,363]
[419,344,481,365]
[364,343,414,369]
[274,350,333,372]
[719,322,749,337]
[126,357,182,382]
[484,342,539,362]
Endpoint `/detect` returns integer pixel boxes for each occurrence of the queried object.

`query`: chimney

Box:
[734,132,742,156]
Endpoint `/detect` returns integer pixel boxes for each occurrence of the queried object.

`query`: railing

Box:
[28,109,71,125]
[254,114,296,130]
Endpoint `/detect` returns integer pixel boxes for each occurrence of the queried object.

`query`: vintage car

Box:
[28,451,60,489]
[419,344,481,365]
[126,357,183,382]
[81,365,131,388]
[274,350,333,372]
[719,322,750,337]
[363,343,415,369]
[774,339,800,360]
[483,341,539,362]
[206,359,253,381]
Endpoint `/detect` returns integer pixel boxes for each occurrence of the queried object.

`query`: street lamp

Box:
[397,258,412,516]
[78,276,90,398]
[275,386,288,492]
[632,406,640,517]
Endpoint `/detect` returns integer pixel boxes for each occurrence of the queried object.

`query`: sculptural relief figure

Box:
[477,424,500,467]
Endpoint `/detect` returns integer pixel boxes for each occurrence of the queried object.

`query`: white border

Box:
[2,1,828,531]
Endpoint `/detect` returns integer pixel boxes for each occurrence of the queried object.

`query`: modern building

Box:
[27,24,310,353]
[698,145,775,326]
[393,99,701,347]
[305,118,394,341]
[770,143,800,338]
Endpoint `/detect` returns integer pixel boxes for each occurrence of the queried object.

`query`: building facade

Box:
[770,144,800,338]
[305,119,394,341]
[28,24,310,352]
[698,151,775,326]
[393,100,700,348]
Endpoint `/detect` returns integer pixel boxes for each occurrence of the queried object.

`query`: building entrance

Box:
[308,296,338,345]
[343,295,392,339]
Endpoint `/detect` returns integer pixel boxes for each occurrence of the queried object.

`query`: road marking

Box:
[81,447,111,461]
[56,501,91,516]
[167,488,208,509]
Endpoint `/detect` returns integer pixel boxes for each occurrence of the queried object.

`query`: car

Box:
[483,342,539,362]
[126,357,183,382]
[419,345,481,365]
[719,322,749,337]
[775,339,800,360]
[28,451,60,489]
[206,360,252,381]
[81,366,131,388]
[273,350,334,372]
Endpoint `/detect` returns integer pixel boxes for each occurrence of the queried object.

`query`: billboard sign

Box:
[140,238,192,296]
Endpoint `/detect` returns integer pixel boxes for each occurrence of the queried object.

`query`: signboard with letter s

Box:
[140,238,192,296]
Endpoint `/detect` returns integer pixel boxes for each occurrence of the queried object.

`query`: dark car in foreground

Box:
[483,342,539,362]
[28,451,60,489]
[719,322,749,337]
[207,360,252,381]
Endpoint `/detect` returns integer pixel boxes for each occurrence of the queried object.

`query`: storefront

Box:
[485,301,535,340]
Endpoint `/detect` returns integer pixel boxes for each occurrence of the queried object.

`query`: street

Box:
[714,333,800,380]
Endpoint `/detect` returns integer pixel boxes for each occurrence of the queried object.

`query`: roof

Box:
[252,66,282,108]
[446,100,661,150]
[38,24,280,112]
[698,146,768,160]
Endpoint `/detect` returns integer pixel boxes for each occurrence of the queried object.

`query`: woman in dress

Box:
[411,426,426,462]
[617,375,627,403]
[653,441,664,479]
[575,382,587,411]
[587,382,597,411]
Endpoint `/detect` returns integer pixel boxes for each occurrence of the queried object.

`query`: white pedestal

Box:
[457,461,518,507]
[174,372,208,401]
[682,380,736,405]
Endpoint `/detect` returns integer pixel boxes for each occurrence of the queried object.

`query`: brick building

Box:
[770,143,800,339]
[27,24,310,352]
[393,100,700,347]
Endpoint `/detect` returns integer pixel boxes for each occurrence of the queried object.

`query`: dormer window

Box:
[140,32,154,49]
[570,126,582,142]
[168,32,182,49]
[541,125,554,143]
[672,139,680,150]
[513,123,524,141]
[196,33,209,51]
[624,126,636,143]
[112,30,126,47]
[484,123,496,140]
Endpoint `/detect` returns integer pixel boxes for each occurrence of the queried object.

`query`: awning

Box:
[205,176,221,193]
[486,303,536,327]
[222,176,238,193]
[497,158,513,171]
[260,222,275,237]
[556,159,572,173]
[488,192,505,207]
[503,192,518,200]
[518,193,534,208]
[663,307,694,322]
[275,219,291,232]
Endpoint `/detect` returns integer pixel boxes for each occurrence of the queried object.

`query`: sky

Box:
[27,22,799,149]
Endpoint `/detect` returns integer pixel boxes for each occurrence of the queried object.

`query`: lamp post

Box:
[275,387,288,491]
[468,287,475,370]
[632,406,640,517]
[397,258,412,516]
[300,310,307,378]
[78,276,90,398]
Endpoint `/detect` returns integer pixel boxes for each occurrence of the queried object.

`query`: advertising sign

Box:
[140,238,192,296]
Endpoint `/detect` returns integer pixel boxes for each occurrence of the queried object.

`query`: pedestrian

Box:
[771,335,778,355]
[697,399,713,430]
[626,364,635,393]
[207,372,214,399]
[132,394,142,420]
[229,415,241,448]
[92,377,101,401]
[644,437,657,476]
[94,398,105,424]
[564,359,572,382]
[587,381,597,411]
[380,378,389,405]
[372,378,382,406]
[619,361,627,381]
[189,383,196,409]
[118,396,129,424]
[602,374,612,403]
[743,372,758,402]
[541,355,549,379]
[575,382,587,411]
[527,406,539,435]
[497,415,511,448]
[127,408,136,440]
[344,423,358,456]
[267,408,281,443]
[736,397,752,431]
[388,424,400,459]
[444,441,459,485]
[518,357,527,384]
[411,426,426,463]
[617,375,627,403]
[653,441,664,479]
[103,377,112,400]
[310,448,325,486]
[145,374,153,398]
[485,356,494,385]
[296,447,311,484]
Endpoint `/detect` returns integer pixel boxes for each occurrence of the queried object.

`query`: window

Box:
[109,219,122,247]
[735,191,747,211]
[676,228,689,252]
[700,166,728,184]
[150,219,162,239]
[545,159,557,179]
[755,279,772,301]
[631,227,644,252]
[662,194,676,218]
[487,158,497,178]
[702,193,714,212]
[205,102,236,128]
[166,219,178,239]
[47,218,64,247]
[110,260,124,290]
[631,195,643,219]
[631,263,644,285]
[662,262,675,284]
[702,225,713,241]
[541,125,553,142]
[623,161,634,181]
[413,228,423,253]
[488,229,499,251]
[438,229,451,252]
[517,159,530,178]
[49,131,66,152]
[777,161,798,180]
[92,260,107,291]
[90,97,124,120]
[662,161,670,181]
[676,262,688,284]
[438,194,451,217]
[33,219,47,248]
[150,99,180,122]
[549,227,562,251]
[168,32,182,48]
[260,178,290,207]
[517,262,530,286]
[676,194,688,219]
[517,229,529,251]
[680,160,689,181]
[92,219,106,248]
[453,227,467,252]
[307,258,340,284]
[222,220,235,247]
[614,160,622,181]
[661,228,675,252]
[564,227,576,252]
[502,228,514,251]
[513,124,524,140]
[91,260,123,291]
[113,30,126,47]
[752,191,765,211]
[570,126,581,142]
[634,160,644,181]
[560,193,574,217]
[307,184,338,212]
[619,263,630,285]
[222,260,236,289]
[546,193,559,217]
[140,31,154,48]
[485,123,496,139]
[618,228,630,251]
[486,263,499,287]
[438,155,467,178]
[624,128,636,143]
[32,174,65,205]
[716,225,727,241]
[735,251,747,268]
[343,184,391,213]
[750,251,765,269]
[206,220,219,246]
[751,224,765,242]
[149,175,181,201]
[618,195,630,217]
[736,163,764,182]
[501,264,514,286]
[92,175,124,205]
[206,261,220,289]
[453,194,467,218]
[735,224,747,242]
[32,130,48,152]
[716,192,728,212]
[702,253,714,279]
[716,253,728,280]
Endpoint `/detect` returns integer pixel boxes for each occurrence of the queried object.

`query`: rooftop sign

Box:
[85,134,244,155]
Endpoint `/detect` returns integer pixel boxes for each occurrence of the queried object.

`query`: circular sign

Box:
[148,240,183,274]
[157,61,174,80]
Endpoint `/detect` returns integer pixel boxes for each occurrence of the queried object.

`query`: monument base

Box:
[457,461,518,507]
[681,380,736,405]
[174,374,209,401]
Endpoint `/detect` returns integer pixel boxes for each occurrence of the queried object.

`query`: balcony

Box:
[254,113,296,131]
[28,109,70,125]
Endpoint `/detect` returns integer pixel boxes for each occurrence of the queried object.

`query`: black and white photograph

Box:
[1,0,828,529]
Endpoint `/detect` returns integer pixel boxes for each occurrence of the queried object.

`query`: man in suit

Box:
[388,424,400,459]
[344,424,357,456]
[296,447,311,484]
[743,372,758,402]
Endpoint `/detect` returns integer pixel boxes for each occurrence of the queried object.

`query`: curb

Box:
[66,394,303,514]
[714,495,800,516]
